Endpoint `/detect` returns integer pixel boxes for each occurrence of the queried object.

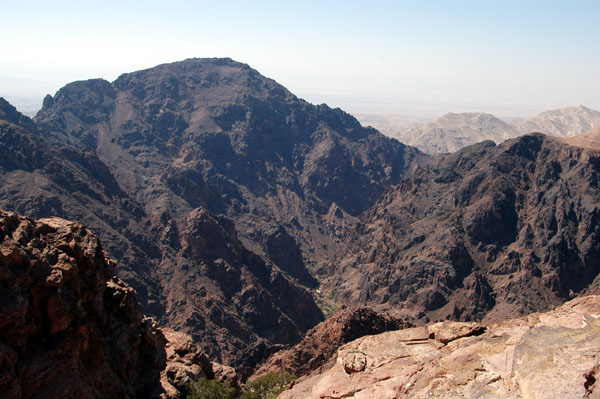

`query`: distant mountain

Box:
[383,105,600,154]
[316,133,600,324]
[354,113,429,136]
[392,112,517,154]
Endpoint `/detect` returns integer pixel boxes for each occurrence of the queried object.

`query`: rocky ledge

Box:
[280,295,600,399]
[252,306,405,379]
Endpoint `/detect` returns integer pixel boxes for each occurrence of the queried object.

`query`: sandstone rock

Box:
[252,307,405,379]
[427,321,485,344]
[160,327,214,396]
[280,295,600,399]
[343,352,367,373]
[212,362,239,386]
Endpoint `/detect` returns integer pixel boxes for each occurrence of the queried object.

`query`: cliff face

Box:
[0,210,166,399]
[319,134,600,323]
[156,207,324,372]
[280,295,600,399]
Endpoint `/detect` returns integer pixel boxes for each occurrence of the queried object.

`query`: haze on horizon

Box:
[1,0,599,119]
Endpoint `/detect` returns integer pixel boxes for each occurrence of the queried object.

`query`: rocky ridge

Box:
[0,210,166,398]
[280,295,600,399]
[318,133,600,324]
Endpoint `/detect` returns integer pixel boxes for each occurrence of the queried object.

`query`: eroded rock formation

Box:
[0,210,166,398]
[252,307,405,379]
[280,295,600,399]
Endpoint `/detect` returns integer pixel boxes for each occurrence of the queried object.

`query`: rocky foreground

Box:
[0,210,165,398]
[0,210,224,399]
[279,295,600,399]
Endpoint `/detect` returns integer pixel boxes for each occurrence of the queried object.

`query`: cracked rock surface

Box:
[280,295,600,399]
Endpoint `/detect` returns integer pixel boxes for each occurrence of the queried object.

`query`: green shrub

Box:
[183,378,236,399]
[241,372,297,399]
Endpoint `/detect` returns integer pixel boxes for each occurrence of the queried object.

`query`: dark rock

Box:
[11,59,429,365]
[319,134,600,323]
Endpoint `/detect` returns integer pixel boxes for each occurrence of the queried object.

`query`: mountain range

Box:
[2,58,600,397]
[317,133,600,324]
[375,105,600,153]
[0,58,428,371]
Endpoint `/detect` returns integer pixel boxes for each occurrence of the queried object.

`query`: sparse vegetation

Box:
[182,378,236,399]
[241,372,297,399]
[313,287,340,318]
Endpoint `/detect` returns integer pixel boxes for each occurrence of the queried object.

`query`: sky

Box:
[1,0,599,118]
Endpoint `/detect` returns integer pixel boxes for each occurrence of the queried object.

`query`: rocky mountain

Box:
[0,210,166,398]
[0,106,324,371]
[0,58,429,368]
[393,112,517,154]
[386,106,600,154]
[317,133,600,324]
[33,58,427,263]
[280,295,600,399]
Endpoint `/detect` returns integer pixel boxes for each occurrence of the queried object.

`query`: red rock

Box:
[252,307,405,379]
[280,295,600,399]
[0,210,166,399]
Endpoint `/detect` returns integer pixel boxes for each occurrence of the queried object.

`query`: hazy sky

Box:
[2,1,599,117]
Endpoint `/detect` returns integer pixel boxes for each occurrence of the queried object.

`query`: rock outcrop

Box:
[252,307,405,379]
[318,133,600,323]
[0,210,166,399]
[280,295,600,399]
[160,328,224,398]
